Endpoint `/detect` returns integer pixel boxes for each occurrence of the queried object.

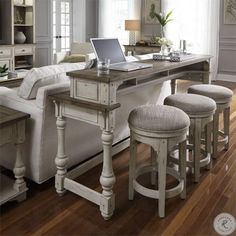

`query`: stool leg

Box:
[151,147,157,185]
[179,140,187,199]
[213,112,219,159]
[224,107,230,151]
[158,140,167,218]
[129,132,137,200]
[193,119,201,183]
[205,122,212,170]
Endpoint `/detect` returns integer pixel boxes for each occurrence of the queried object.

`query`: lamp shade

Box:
[125,20,140,31]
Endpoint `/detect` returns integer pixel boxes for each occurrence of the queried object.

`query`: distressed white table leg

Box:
[213,112,219,159]
[157,140,167,218]
[129,132,137,200]
[55,116,68,196]
[13,121,27,202]
[179,140,186,199]
[224,106,230,150]
[99,130,116,220]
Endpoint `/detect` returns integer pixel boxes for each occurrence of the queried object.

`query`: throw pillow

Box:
[61,54,86,63]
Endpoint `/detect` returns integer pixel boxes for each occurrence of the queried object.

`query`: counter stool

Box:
[164,94,216,183]
[188,84,233,158]
[128,105,190,218]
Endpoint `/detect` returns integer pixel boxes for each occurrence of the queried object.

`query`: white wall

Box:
[35,0,53,67]
[218,0,236,81]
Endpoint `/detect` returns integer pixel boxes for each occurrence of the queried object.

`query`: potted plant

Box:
[0,64,9,80]
[149,8,173,37]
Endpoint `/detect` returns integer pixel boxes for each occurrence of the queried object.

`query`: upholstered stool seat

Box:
[128,105,190,134]
[188,84,233,158]
[164,94,216,182]
[128,105,190,218]
[188,84,233,104]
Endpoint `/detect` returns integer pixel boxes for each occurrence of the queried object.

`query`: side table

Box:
[0,77,24,88]
[0,106,30,205]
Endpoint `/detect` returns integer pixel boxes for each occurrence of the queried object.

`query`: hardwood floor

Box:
[1,80,236,236]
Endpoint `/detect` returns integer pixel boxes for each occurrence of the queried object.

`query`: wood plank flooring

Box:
[1,80,236,236]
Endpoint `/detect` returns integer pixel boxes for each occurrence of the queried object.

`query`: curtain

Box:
[163,0,220,81]
[98,0,141,44]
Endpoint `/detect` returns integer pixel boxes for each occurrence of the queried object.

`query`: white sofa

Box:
[0,60,169,184]
[54,42,95,64]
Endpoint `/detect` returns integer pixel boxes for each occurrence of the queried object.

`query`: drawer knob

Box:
[22,49,25,52]
[0,51,3,54]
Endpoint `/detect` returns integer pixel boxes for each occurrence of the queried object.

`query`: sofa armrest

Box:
[53,52,69,64]
[36,82,70,108]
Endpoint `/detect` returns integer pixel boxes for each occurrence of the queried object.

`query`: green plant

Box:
[149,7,173,27]
[0,64,8,77]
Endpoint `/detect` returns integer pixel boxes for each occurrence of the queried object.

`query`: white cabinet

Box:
[0,46,14,71]
[0,0,35,70]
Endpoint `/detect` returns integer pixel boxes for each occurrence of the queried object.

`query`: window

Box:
[98,0,141,45]
[53,0,72,53]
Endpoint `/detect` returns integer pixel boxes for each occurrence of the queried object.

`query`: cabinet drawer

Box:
[0,49,12,58]
[15,47,33,55]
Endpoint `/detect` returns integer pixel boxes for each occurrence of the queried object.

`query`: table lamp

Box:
[125,20,140,45]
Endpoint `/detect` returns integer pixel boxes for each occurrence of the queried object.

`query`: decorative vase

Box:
[160,26,165,38]
[15,31,26,44]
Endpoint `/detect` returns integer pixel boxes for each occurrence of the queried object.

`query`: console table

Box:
[0,106,30,205]
[124,44,161,56]
[50,54,211,220]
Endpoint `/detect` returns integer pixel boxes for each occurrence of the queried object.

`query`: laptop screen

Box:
[90,38,126,64]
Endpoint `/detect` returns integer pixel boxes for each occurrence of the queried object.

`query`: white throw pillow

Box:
[18,63,86,99]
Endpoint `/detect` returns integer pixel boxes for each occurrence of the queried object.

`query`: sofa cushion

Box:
[18,63,86,100]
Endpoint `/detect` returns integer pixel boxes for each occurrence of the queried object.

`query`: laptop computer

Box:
[90,38,153,72]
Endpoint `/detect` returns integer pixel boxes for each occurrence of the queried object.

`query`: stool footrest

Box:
[133,165,184,199]
[169,145,211,168]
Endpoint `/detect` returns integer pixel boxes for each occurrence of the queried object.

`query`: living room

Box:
[0,0,236,235]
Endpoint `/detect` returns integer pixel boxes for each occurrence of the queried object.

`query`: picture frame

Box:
[144,0,161,24]
[224,0,236,24]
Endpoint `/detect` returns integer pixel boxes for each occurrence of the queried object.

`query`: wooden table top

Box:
[0,106,30,128]
[67,54,211,83]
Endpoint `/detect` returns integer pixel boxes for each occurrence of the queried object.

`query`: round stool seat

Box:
[164,94,216,118]
[128,105,190,134]
[188,84,233,104]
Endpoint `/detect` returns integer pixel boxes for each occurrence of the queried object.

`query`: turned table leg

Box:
[55,116,68,196]
[99,130,116,220]
[13,121,27,202]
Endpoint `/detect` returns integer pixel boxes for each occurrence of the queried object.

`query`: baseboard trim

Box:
[217,73,236,82]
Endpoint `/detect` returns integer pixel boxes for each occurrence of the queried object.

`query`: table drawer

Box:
[0,48,12,58]
[15,47,33,55]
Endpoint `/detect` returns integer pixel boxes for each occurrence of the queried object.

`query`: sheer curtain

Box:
[98,0,141,44]
[163,0,220,81]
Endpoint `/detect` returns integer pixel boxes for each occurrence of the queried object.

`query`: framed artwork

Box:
[224,0,236,24]
[144,0,161,24]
